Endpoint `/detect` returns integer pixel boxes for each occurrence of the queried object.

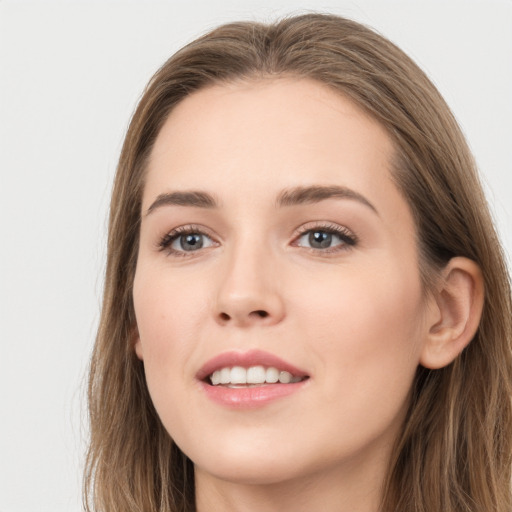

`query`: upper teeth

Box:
[209,366,303,386]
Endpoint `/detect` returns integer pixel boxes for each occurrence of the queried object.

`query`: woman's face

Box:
[133,79,433,489]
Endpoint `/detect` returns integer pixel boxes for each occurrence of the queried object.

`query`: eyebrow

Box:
[146,191,218,215]
[276,185,378,214]
[145,185,378,216]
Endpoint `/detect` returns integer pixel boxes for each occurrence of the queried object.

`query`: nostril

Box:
[218,310,270,323]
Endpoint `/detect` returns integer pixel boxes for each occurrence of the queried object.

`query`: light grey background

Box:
[1,1,511,511]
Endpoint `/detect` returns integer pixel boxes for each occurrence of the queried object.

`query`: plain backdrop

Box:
[1,1,511,511]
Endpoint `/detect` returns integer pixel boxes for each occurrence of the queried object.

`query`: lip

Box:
[197,349,309,409]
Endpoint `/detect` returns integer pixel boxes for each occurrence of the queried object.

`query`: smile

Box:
[198,349,310,408]
[209,366,305,386]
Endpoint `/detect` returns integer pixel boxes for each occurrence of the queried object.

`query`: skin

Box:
[133,79,452,511]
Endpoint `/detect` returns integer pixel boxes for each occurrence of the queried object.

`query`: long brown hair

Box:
[84,14,512,511]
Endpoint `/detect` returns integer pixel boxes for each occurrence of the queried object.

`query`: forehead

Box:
[144,78,400,216]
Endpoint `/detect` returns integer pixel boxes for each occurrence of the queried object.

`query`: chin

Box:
[181,431,311,485]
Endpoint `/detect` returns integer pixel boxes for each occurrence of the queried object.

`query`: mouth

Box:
[208,365,307,387]
[197,350,310,407]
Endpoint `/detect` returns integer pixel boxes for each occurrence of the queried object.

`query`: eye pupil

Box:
[309,231,332,248]
[181,233,203,251]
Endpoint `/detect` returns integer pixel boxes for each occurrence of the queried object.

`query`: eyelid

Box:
[292,221,355,237]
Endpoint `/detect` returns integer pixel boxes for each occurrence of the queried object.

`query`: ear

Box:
[132,325,144,361]
[420,257,484,369]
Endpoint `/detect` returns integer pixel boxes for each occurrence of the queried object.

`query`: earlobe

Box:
[420,257,484,370]
[132,326,144,361]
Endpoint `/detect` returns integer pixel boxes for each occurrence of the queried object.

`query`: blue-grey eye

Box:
[310,231,332,248]
[297,229,347,249]
[171,233,213,252]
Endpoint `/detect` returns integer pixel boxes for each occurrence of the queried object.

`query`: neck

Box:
[195,451,387,512]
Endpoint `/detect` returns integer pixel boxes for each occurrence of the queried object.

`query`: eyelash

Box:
[158,223,358,257]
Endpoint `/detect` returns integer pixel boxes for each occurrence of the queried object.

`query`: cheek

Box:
[132,265,209,386]
[299,257,423,340]
[295,257,425,408]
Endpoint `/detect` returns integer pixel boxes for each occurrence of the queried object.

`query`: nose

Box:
[214,242,286,327]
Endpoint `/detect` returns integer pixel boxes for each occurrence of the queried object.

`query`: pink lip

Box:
[200,380,308,408]
[196,349,309,409]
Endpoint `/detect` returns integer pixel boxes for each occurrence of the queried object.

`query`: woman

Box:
[84,14,512,512]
